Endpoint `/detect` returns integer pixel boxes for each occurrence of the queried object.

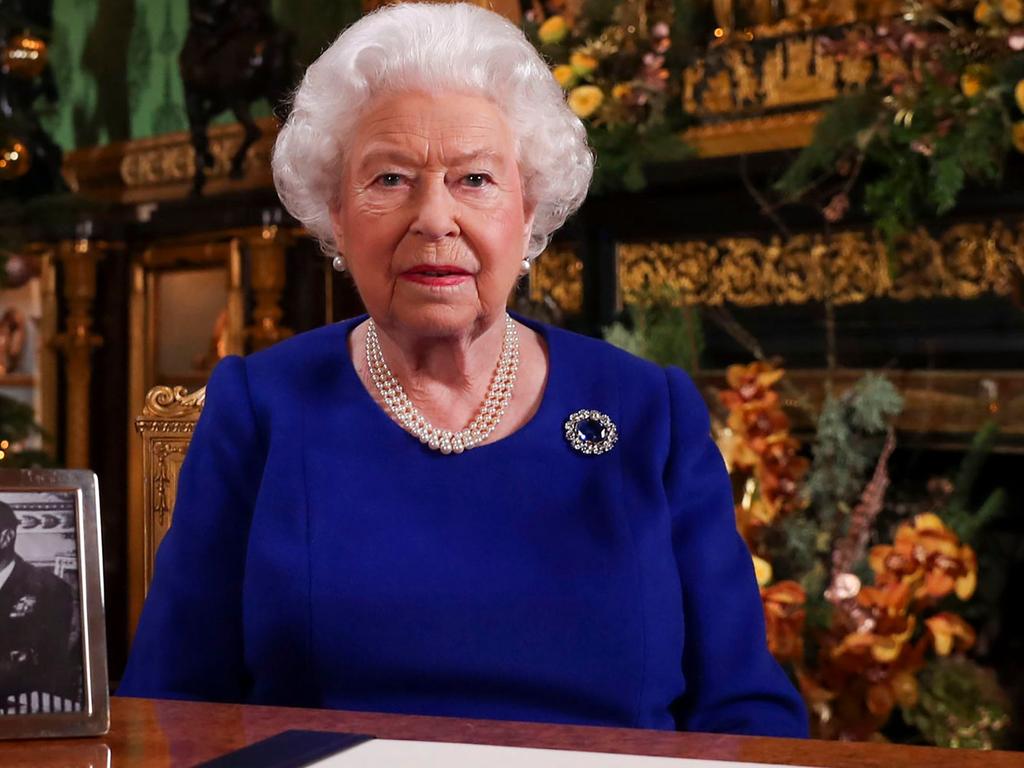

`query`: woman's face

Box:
[331,90,536,339]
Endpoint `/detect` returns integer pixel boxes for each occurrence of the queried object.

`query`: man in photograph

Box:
[0,500,78,713]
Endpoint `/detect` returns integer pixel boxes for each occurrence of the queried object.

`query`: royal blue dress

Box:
[119,314,808,737]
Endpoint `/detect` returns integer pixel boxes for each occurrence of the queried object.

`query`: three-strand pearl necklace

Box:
[365,315,519,454]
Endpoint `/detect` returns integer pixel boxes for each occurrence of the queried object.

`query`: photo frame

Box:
[0,469,108,739]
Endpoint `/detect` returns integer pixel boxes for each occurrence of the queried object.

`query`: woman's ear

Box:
[522,200,537,255]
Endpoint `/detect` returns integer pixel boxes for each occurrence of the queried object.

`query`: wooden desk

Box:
[0,697,1020,767]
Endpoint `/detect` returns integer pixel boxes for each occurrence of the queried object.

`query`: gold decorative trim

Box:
[619,222,1024,307]
[682,110,821,158]
[683,26,888,121]
[140,385,207,421]
[131,383,206,637]
[64,117,278,204]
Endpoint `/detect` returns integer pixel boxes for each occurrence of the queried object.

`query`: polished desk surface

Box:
[1,697,1021,767]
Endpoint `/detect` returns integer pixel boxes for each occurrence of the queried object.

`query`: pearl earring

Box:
[332,255,346,272]
[520,258,531,274]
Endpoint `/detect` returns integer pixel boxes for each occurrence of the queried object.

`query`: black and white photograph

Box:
[0,470,107,740]
[0,490,83,716]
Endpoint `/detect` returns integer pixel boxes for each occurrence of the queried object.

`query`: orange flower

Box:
[925,613,976,656]
[762,581,806,663]
[720,362,785,410]
[870,513,977,603]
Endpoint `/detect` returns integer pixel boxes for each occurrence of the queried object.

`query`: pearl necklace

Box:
[365,315,519,454]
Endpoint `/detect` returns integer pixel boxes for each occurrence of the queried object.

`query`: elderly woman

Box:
[119,3,807,737]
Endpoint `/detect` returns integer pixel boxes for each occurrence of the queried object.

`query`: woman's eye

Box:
[463,173,491,188]
[376,173,404,187]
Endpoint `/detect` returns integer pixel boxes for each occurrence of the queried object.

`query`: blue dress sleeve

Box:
[118,355,265,702]
[664,366,808,737]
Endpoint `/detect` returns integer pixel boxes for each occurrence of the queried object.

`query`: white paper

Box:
[313,738,813,768]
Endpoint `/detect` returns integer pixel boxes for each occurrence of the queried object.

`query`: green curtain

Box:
[46,0,362,151]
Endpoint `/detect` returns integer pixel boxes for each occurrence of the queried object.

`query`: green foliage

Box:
[904,657,1012,750]
[777,41,1014,239]
[802,375,903,534]
[603,288,703,371]
[775,93,881,199]
[942,421,1007,546]
[588,120,694,194]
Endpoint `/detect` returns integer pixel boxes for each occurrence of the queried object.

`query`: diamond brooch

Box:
[564,409,618,455]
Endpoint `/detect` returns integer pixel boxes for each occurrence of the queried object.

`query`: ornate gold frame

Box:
[130,386,206,636]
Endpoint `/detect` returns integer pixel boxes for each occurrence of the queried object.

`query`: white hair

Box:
[272,2,594,261]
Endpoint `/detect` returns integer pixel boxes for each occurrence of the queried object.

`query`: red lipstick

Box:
[400,265,472,287]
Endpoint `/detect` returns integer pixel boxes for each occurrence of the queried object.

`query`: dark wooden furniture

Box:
[1,698,1021,767]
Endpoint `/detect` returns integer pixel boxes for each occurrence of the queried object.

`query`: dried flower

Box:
[960,72,983,98]
[567,85,604,118]
[552,65,578,89]
[974,1,998,25]
[569,51,598,76]
[824,192,850,222]
[910,139,934,156]
[611,82,633,101]
[1013,121,1024,152]
[1015,80,1024,112]
[538,15,569,45]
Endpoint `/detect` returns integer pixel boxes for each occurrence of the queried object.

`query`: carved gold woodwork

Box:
[530,246,584,315]
[685,32,850,119]
[130,385,205,635]
[245,226,295,351]
[618,222,1024,307]
[683,110,822,158]
[63,117,277,204]
[52,239,111,469]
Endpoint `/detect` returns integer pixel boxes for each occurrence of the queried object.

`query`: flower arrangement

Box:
[776,1,1024,240]
[716,363,1012,746]
[524,0,693,191]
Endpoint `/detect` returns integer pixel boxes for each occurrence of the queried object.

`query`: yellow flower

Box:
[569,51,598,76]
[960,72,983,98]
[975,1,997,24]
[752,555,773,587]
[611,83,632,101]
[567,85,604,119]
[1013,120,1024,152]
[538,15,568,45]
[925,613,976,656]
[1003,0,1023,23]
[552,65,577,89]
[1015,79,1024,112]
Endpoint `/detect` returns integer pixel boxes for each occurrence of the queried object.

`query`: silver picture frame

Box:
[0,469,108,739]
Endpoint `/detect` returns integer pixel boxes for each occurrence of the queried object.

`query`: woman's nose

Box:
[410,177,460,240]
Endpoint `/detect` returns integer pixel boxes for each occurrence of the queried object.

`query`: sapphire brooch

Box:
[564,409,618,455]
